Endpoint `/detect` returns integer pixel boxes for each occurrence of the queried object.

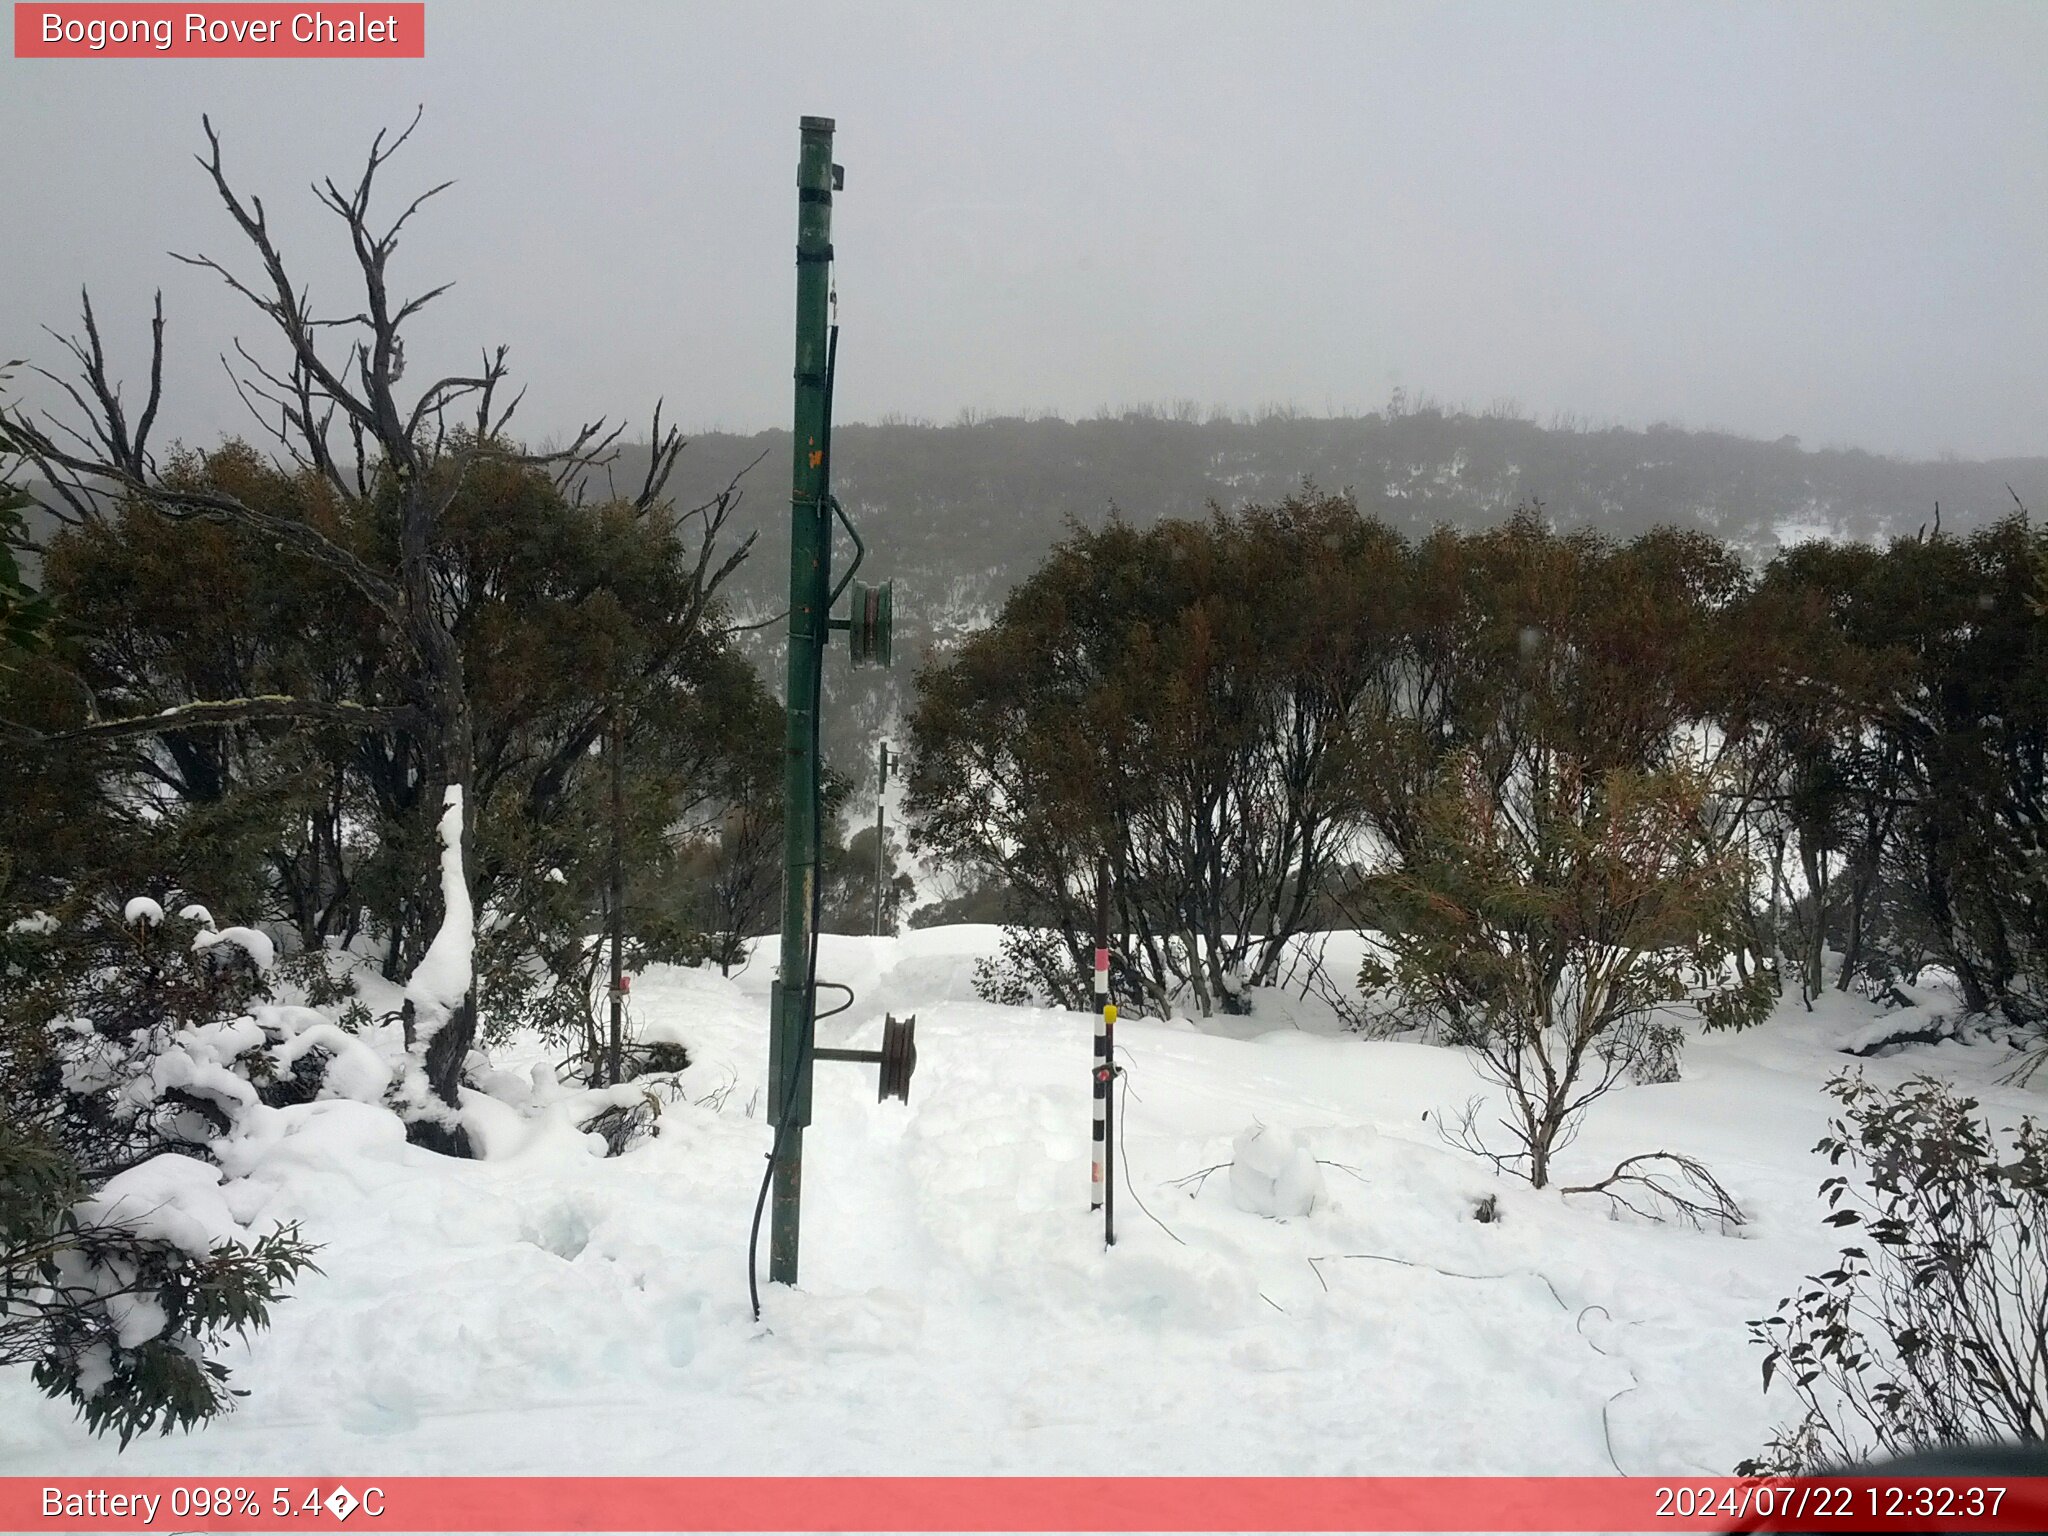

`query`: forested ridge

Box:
[607,409,2048,776]
[651,407,2048,616]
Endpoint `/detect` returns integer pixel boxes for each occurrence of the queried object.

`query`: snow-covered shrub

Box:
[3,897,276,1173]
[618,1040,692,1080]
[576,1084,677,1156]
[6,897,387,1162]
[0,1120,317,1446]
[1740,1074,2047,1474]
[0,894,333,1440]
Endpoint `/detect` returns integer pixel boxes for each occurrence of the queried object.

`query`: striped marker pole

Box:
[1092,857,1116,1245]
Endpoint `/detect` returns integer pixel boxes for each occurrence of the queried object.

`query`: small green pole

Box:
[768,115,838,1287]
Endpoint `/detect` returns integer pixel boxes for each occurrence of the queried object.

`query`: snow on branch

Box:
[403,784,473,1027]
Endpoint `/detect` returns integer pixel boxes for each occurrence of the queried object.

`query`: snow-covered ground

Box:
[2,927,2034,1478]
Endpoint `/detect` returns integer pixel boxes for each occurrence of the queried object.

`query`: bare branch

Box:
[179,114,383,444]
[1561,1152,1744,1231]
[634,400,686,513]
[23,694,418,747]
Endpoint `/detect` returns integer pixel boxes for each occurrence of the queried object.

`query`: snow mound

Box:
[122,896,163,927]
[1228,1124,1324,1218]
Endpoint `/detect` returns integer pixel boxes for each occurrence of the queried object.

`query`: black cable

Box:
[1114,1051,1186,1248]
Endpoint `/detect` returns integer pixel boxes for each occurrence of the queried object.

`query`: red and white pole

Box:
[1091,943,1109,1211]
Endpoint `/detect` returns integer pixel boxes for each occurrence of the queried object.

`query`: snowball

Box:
[123,896,164,927]
[528,1060,564,1103]
[178,904,215,927]
[1228,1126,1325,1219]
[192,925,276,970]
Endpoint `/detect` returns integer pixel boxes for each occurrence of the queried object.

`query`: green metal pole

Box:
[769,115,838,1287]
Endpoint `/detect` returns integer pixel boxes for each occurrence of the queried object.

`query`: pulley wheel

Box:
[878,1013,917,1103]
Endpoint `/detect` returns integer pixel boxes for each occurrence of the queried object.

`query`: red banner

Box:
[4,1476,2048,1532]
[13,4,424,57]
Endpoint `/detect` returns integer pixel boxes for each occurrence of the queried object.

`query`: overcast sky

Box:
[4,1,2045,459]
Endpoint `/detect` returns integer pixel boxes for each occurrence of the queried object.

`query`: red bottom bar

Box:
[5,1476,2047,1533]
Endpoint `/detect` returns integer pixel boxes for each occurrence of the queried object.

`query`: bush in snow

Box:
[0,893,336,1439]
[1740,1074,2047,1475]
[0,1118,317,1446]
[971,925,1069,1009]
[475,912,710,1087]
[1361,758,1772,1190]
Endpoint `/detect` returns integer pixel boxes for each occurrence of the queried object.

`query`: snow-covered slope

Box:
[2,928,2032,1478]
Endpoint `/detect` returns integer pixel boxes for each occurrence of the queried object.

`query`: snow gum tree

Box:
[1355,515,1771,1194]
[0,115,731,1152]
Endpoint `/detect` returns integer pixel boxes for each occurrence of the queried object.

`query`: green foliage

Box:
[971,926,1074,1008]
[1726,516,2048,1020]
[2,898,274,1175]
[632,651,789,977]
[16,1202,320,1446]
[1741,1074,2047,1474]
[912,498,1765,1026]
[0,483,55,660]
[911,490,2048,1051]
